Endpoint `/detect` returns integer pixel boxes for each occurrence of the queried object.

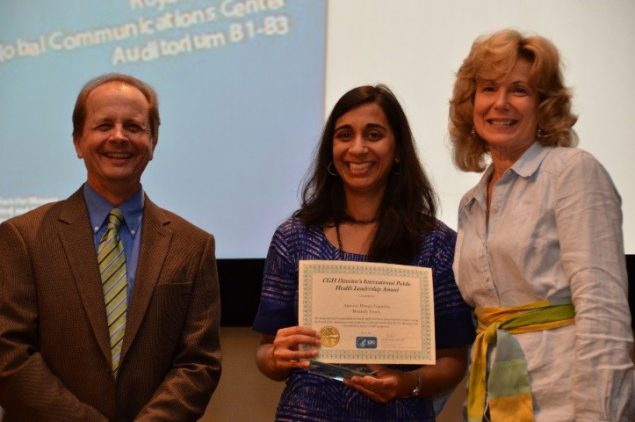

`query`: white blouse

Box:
[454,142,634,421]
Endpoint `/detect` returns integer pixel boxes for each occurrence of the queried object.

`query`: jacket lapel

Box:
[121,196,172,360]
[57,188,112,365]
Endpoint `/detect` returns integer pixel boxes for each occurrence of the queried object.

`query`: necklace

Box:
[335,223,344,260]
[335,220,377,259]
[343,214,377,225]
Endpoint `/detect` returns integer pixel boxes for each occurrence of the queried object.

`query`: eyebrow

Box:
[478,79,530,85]
[334,123,386,131]
[92,115,147,123]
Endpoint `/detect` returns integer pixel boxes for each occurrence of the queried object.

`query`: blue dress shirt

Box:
[83,183,144,305]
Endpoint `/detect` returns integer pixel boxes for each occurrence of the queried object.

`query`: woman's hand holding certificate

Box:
[273,326,320,368]
[256,326,320,380]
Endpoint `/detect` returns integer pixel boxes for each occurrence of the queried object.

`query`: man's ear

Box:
[73,136,83,159]
[149,138,158,160]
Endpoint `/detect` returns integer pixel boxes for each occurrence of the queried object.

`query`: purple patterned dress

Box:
[253,218,474,421]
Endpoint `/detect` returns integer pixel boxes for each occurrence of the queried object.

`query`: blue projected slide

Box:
[0,0,326,258]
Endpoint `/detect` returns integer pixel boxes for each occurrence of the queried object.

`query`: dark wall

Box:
[219,255,635,328]
[218,259,265,326]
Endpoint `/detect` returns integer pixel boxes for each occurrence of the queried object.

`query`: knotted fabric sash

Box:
[467,299,575,422]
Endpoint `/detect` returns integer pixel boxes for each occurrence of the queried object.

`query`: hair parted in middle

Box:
[295,84,438,264]
[449,28,578,172]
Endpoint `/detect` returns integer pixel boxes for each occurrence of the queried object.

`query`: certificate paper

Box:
[298,260,435,366]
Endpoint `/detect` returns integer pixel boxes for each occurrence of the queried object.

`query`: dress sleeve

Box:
[425,225,476,349]
[554,150,634,421]
[252,222,299,335]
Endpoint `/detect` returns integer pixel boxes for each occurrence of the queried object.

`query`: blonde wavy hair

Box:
[449,29,578,172]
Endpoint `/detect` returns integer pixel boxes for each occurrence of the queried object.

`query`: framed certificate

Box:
[298,260,435,367]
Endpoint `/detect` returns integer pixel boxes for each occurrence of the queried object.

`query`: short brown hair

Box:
[72,73,160,143]
[449,29,577,172]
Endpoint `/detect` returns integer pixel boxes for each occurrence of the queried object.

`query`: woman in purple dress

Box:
[253,85,475,421]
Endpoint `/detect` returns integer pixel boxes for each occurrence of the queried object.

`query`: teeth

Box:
[349,162,372,171]
[105,152,131,158]
[489,120,515,126]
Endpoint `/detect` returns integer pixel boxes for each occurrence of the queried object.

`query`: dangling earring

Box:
[537,128,545,138]
[327,161,338,176]
[470,127,477,138]
[391,163,401,175]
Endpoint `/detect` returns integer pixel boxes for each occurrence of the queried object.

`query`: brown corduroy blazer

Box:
[0,188,222,421]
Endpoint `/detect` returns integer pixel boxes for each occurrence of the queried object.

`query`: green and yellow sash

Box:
[467,299,575,422]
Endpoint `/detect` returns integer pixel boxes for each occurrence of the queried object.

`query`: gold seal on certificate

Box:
[299,260,436,368]
[319,326,340,347]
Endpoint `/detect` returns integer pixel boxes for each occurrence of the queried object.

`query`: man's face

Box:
[74,81,155,201]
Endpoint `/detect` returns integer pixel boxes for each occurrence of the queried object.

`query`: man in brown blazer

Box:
[0,73,222,421]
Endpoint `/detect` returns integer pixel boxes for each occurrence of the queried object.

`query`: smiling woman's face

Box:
[332,102,397,199]
[473,58,539,155]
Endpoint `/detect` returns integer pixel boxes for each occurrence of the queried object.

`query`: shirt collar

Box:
[83,183,144,237]
[458,142,553,214]
[509,142,552,178]
[461,166,492,213]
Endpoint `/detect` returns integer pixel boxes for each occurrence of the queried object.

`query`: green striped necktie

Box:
[98,208,128,377]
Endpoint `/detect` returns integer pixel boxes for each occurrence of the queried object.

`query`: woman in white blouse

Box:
[449,29,634,422]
